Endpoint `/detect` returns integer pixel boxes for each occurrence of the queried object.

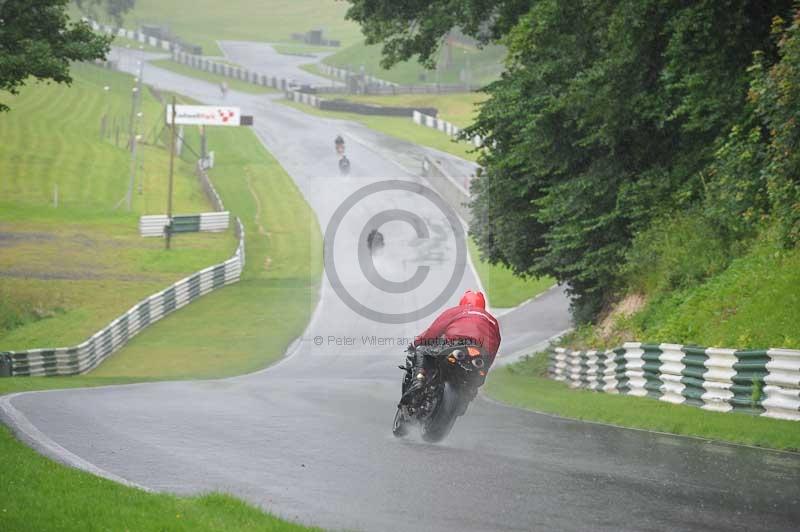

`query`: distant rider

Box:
[401,290,501,403]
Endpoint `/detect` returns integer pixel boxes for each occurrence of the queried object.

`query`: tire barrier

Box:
[0,219,245,377]
[285,90,438,117]
[412,110,483,147]
[171,50,292,92]
[139,212,230,237]
[549,343,800,421]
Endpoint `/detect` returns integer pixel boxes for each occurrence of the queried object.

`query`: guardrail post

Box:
[0,353,12,377]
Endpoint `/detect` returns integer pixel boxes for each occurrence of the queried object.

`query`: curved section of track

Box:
[3,47,799,532]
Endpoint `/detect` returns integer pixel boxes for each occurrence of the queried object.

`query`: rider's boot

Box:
[400,352,427,404]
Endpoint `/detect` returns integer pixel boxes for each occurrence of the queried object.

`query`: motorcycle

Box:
[392,343,489,442]
[335,138,350,175]
[367,229,384,251]
[339,155,351,175]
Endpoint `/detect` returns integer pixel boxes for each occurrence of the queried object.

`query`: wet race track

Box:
[3,45,800,531]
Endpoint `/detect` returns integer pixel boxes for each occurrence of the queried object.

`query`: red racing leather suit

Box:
[413,304,501,364]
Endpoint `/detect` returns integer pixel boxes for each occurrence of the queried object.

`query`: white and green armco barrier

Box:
[549,343,800,421]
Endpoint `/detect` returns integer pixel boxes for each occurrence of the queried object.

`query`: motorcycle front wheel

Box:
[421,382,462,443]
[392,407,409,437]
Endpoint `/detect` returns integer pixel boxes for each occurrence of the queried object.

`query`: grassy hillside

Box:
[0,63,201,212]
[0,63,238,352]
[116,0,361,56]
[618,241,798,349]
[323,41,506,87]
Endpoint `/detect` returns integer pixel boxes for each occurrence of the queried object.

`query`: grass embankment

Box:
[322,41,506,86]
[119,0,361,56]
[486,353,800,451]
[0,63,235,351]
[149,59,276,95]
[564,235,800,350]
[0,423,317,532]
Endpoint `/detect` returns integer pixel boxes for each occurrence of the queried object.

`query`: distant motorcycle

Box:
[335,135,350,174]
[367,229,384,251]
[393,343,489,442]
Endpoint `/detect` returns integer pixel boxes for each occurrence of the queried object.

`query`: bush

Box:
[622,210,735,295]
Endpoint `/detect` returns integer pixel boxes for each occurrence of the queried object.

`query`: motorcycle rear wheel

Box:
[421,382,461,443]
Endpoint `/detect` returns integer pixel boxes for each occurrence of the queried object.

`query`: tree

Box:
[346,0,794,321]
[0,0,111,112]
[345,0,531,68]
[74,0,136,26]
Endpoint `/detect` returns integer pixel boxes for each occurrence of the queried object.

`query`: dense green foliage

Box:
[345,0,529,68]
[348,1,800,322]
[0,0,110,111]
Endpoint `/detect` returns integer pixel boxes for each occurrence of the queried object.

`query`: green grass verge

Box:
[468,239,555,308]
[0,422,318,532]
[323,41,506,87]
[118,0,361,56]
[486,353,800,451]
[279,99,478,162]
[149,59,276,95]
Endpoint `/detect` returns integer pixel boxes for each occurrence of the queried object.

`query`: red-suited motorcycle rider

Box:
[393,290,501,441]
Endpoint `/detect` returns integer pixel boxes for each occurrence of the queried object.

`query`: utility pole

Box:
[125,61,144,210]
[199,124,207,164]
[166,96,177,250]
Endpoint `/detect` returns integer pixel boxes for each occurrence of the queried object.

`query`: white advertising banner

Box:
[166,105,241,126]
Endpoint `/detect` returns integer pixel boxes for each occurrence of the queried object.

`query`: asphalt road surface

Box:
[3,47,800,532]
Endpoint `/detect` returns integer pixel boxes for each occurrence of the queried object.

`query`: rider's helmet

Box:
[458,290,486,309]
[335,134,344,145]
